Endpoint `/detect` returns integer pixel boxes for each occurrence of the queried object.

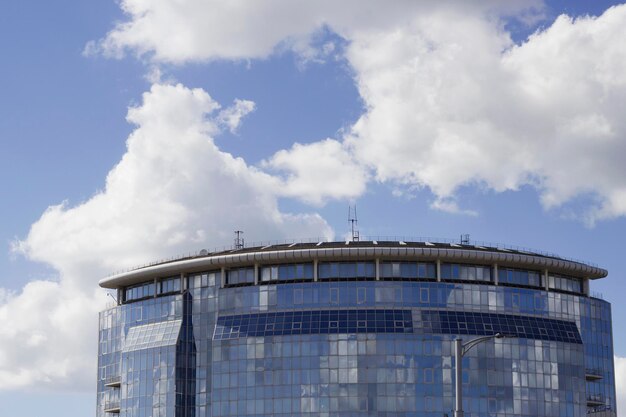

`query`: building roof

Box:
[99,240,608,289]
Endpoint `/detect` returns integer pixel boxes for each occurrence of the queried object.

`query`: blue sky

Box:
[1,1,626,415]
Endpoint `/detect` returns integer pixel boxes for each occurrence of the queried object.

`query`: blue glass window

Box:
[498,268,542,288]
[214,309,413,340]
[225,267,255,286]
[259,263,314,282]
[380,262,436,280]
[215,308,582,344]
[159,276,181,294]
[124,281,155,302]
[548,274,582,294]
[123,319,182,352]
[440,263,491,282]
[417,310,582,344]
[188,271,218,288]
[318,262,375,280]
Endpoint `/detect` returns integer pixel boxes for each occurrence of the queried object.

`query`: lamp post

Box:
[453,333,505,417]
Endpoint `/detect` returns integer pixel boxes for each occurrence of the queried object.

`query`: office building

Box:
[97,239,616,416]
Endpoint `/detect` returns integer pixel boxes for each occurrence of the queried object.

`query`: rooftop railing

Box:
[587,394,606,406]
[103,400,120,413]
[590,291,605,300]
[585,368,604,381]
[587,404,613,415]
[104,375,121,387]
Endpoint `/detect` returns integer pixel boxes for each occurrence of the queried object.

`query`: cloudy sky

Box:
[1,0,626,415]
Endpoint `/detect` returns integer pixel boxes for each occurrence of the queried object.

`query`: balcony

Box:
[587,394,606,407]
[585,368,603,381]
[104,375,121,388]
[103,401,120,413]
[587,404,615,417]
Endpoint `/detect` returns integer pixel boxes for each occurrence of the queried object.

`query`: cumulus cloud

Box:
[430,198,479,217]
[263,139,368,205]
[7,0,626,393]
[16,84,331,282]
[344,4,626,222]
[3,83,332,389]
[92,0,540,63]
[0,283,103,390]
[217,99,256,133]
[92,0,626,223]
[616,355,626,413]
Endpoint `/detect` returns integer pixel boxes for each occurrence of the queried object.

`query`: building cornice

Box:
[99,244,607,289]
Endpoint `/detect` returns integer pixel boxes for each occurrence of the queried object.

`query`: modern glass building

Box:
[97,240,616,417]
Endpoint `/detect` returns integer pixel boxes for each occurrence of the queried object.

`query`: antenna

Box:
[348,205,360,242]
[460,234,470,245]
[234,230,245,249]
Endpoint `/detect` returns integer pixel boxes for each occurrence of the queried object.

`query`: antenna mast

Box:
[348,205,360,242]
[234,230,245,249]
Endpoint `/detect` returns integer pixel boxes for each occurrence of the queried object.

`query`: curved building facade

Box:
[97,240,616,417]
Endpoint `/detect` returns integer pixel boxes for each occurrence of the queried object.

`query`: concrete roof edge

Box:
[99,246,608,289]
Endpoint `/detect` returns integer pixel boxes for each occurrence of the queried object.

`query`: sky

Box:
[1,0,626,415]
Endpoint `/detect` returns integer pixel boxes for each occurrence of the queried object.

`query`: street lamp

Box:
[453,333,505,417]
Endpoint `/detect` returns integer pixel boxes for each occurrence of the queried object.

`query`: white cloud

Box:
[616,355,626,413]
[264,138,368,205]
[0,283,103,390]
[3,83,332,390]
[430,198,479,217]
[91,1,626,223]
[344,5,626,223]
[10,0,626,395]
[93,0,540,63]
[16,83,331,282]
[217,99,256,133]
